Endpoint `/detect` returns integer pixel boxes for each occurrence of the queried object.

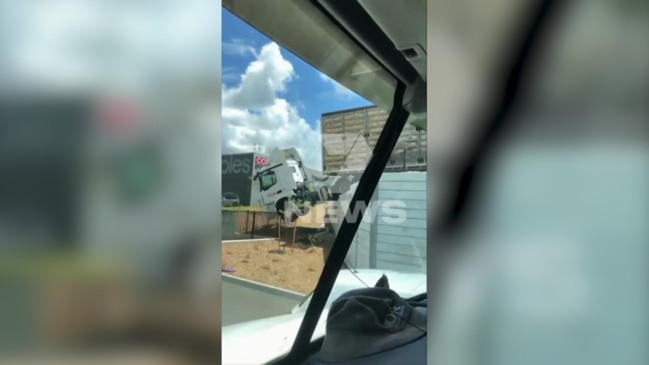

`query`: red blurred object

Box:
[97,99,140,133]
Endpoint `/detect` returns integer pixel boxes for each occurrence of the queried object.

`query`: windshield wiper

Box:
[272,81,412,365]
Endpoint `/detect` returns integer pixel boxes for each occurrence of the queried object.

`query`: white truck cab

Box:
[254,146,365,223]
[254,148,312,215]
[257,161,301,212]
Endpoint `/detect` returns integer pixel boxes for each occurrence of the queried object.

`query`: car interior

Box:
[223,0,642,364]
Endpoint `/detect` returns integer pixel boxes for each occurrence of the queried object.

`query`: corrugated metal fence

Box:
[345,172,427,273]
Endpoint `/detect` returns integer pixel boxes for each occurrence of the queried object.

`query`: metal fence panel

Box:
[221,210,280,241]
[221,210,239,240]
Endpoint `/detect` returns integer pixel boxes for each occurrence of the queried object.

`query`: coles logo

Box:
[255,156,268,166]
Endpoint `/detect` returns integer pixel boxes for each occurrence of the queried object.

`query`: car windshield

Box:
[220,0,425,356]
[223,193,237,199]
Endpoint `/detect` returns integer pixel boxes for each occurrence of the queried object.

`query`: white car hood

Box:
[222,311,329,365]
[222,269,426,365]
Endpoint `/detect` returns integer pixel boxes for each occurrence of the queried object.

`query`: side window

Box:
[260,171,278,191]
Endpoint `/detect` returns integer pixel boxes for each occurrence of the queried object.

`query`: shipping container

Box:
[321,105,426,173]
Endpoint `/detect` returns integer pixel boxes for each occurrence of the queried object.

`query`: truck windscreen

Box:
[260,172,278,191]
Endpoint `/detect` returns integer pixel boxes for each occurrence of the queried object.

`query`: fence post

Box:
[251,212,256,239]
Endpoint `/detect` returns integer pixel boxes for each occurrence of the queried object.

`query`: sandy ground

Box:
[221,240,324,294]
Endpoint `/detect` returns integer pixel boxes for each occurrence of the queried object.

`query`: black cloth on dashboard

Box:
[306,276,427,365]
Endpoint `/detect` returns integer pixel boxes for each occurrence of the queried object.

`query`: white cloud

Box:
[222,42,323,169]
[223,38,256,56]
[221,66,241,83]
[319,72,357,99]
[223,42,294,109]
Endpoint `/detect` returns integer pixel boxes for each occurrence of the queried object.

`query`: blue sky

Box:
[222,9,372,131]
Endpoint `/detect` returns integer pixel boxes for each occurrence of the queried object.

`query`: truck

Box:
[253,147,363,222]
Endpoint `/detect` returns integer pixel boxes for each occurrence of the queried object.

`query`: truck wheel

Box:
[275,198,290,221]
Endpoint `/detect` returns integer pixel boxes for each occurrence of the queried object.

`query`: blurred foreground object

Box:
[428,0,648,365]
[0,0,221,363]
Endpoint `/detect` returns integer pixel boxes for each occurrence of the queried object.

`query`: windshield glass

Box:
[291,111,428,308]
[220,3,426,356]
